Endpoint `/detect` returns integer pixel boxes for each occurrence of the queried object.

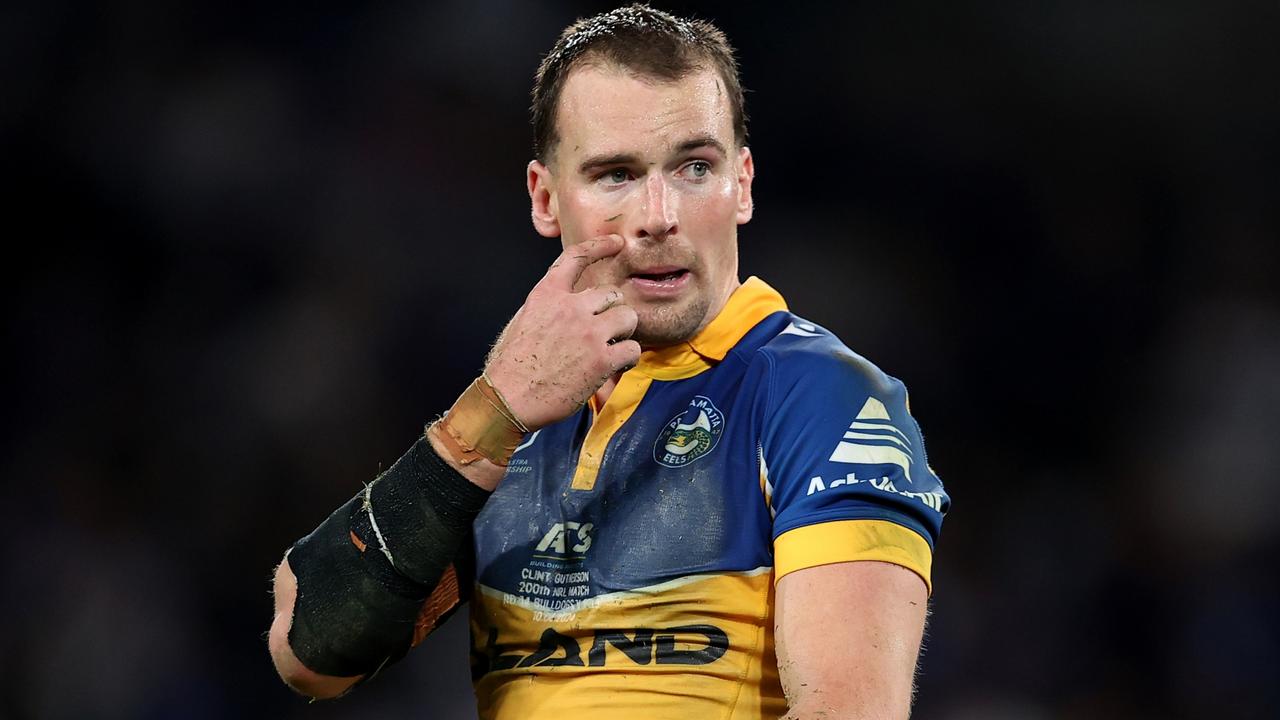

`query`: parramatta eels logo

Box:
[654,396,724,468]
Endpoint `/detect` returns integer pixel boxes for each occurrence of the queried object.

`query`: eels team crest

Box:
[654,396,725,467]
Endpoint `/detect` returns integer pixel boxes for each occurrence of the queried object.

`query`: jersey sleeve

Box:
[758,342,949,593]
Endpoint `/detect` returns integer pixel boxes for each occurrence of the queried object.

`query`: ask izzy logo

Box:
[654,395,724,468]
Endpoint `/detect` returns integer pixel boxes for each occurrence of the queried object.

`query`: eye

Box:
[600,168,631,185]
[686,160,711,178]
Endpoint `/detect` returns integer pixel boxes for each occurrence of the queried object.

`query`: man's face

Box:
[528,64,754,348]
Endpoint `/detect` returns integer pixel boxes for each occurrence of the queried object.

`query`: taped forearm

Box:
[286,436,490,678]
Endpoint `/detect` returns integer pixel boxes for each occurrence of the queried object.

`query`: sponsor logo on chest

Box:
[479,623,729,674]
[534,521,594,555]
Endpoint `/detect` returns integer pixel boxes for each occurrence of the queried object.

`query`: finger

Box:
[544,235,624,290]
[605,339,642,374]
[581,286,625,315]
[597,303,638,342]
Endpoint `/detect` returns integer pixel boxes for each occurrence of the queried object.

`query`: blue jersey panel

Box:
[756,319,949,549]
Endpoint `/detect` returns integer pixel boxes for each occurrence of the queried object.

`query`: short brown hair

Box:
[530,3,748,164]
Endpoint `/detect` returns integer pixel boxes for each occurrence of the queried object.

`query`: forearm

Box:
[270,429,493,693]
[267,238,641,696]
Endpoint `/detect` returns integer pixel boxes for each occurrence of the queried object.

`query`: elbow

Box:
[269,557,362,699]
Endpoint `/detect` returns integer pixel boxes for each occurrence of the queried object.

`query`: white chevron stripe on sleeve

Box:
[843,431,910,449]
[850,421,910,441]
[828,441,913,483]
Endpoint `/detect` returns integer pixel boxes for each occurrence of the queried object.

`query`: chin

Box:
[632,295,711,348]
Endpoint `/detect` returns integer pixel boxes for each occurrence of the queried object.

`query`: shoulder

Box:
[746,314,948,551]
[742,312,939,489]
[742,313,906,407]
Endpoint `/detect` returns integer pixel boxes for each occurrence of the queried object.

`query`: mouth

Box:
[626,266,691,298]
[628,267,689,283]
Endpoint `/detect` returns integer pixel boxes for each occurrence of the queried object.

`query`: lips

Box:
[628,266,688,282]
[626,266,691,298]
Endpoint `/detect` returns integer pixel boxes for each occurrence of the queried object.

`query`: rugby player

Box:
[268,5,949,718]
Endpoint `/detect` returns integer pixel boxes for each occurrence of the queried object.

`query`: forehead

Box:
[554,64,733,163]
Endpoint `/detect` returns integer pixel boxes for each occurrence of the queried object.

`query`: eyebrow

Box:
[579,152,638,174]
[577,135,730,174]
[674,135,728,158]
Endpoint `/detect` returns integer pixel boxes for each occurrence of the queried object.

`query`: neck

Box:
[593,373,622,409]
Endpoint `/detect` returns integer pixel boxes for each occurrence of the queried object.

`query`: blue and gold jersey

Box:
[466,277,949,719]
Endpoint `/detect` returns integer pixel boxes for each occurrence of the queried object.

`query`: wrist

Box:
[425,430,507,492]
[429,374,528,469]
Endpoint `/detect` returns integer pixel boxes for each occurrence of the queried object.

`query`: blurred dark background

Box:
[4,1,1278,718]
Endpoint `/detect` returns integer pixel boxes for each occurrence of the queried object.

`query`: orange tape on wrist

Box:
[428,375,527,467]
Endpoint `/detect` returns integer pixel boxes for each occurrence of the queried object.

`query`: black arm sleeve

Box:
[285,436,490,678]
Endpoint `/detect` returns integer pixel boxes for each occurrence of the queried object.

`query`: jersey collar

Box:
[632,276,788,380]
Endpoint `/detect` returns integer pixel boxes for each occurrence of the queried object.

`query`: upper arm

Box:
[775,560,927,719]
[755,336,948,716]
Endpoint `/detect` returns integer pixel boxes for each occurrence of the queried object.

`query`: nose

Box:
[636,172,677,240]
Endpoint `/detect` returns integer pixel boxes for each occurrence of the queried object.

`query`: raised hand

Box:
[484,235,641,430]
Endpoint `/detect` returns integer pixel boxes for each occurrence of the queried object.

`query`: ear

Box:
[528,160,561,238]
[734,146,755,225]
